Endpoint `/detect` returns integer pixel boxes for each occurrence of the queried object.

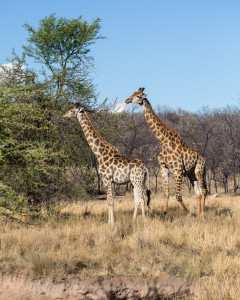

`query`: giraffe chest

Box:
[159,147,182,170]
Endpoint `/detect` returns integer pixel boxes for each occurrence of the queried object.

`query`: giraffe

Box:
[125,88,207,216]
[63,103,151,223]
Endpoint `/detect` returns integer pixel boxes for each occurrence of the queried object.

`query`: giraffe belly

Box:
[183,160,196,175]
[113,172,130,184]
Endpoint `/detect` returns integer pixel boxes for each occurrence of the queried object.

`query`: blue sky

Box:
[1,0,240,112]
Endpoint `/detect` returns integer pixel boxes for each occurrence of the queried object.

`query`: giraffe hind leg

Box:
[132,183,146,219]
[188,171,203,216]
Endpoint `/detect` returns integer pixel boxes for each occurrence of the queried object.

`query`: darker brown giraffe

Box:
[63,103,150,223]
[125,88,207,216]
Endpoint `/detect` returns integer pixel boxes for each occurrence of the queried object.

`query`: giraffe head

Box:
[125,88,148,105]
[63,103,85,118]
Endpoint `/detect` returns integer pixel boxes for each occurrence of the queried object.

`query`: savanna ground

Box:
[0,184,240,299]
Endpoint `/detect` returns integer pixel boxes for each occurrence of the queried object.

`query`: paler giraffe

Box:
[63,103,151,223]
[125,88,207,216]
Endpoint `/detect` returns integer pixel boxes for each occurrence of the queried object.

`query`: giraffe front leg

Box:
[102,178,114,223]
[175,172,189,215]
[160,165,170,215]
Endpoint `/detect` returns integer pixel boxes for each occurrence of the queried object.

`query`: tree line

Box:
[0,14,239,216]
[115,105,240,195]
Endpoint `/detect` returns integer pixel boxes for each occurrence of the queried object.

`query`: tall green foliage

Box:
[0,59,66,211]
[0,14,105,213]
[22,14,104,105]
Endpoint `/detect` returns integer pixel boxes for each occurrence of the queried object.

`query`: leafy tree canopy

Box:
[23,14,105,106]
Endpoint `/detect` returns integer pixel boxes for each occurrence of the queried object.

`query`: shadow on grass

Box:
[214,207,233,217]
[148,203,234,221]
[147,206,188,223]
[201,206,233,218]
[52,210,108,224]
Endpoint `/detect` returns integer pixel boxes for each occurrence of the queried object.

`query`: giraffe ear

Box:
[144,94,148,98]
[74,103,80,108]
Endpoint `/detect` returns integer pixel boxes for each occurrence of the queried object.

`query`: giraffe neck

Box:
[77,112,119,161]
[142,99,180,147]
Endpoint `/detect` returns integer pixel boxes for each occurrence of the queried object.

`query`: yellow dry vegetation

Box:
[0,193,240,299]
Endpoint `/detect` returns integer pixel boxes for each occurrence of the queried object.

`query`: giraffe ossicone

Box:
[63,103,151,223]
[125,88,208,216]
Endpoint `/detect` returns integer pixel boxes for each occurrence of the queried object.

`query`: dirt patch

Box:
[0,272,196,299]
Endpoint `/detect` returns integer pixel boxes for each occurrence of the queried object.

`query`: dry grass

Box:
[0,192,240,299]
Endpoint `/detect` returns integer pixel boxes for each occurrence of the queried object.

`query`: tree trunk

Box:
[233,173,238,192]
[207,173,211,195]
[213,173,218,193]
[155,174,158,194]
[224,177,227,193]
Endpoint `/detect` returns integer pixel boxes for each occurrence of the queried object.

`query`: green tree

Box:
[0,13,105,213]
[0,56,67,211]
[23,14,104,105]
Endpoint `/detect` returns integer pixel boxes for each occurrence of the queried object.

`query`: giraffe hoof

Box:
[162,211,167,221]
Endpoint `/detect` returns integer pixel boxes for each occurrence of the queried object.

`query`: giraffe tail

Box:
[203,165,209,196]
[146,189,151,208]
[145,168,151,208]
